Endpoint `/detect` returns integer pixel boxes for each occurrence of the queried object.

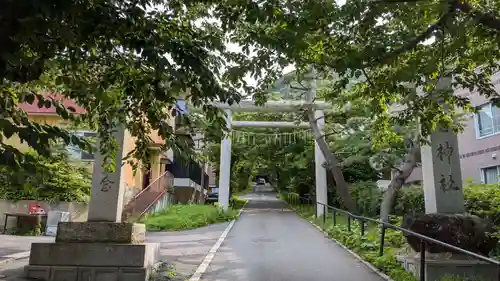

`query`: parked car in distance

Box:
[205,191,233,205]
[256,178,266,185]
[205,191,219,204]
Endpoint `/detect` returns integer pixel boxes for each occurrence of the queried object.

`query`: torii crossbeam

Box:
[213,99,332,217]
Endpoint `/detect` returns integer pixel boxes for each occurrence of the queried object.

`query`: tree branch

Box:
[455,1,500,32]
[391,166,403,174]
[363,0,500,69]
[306,108,359,214]
[297,80,310,90]
[314,115,325,122]
[367,10,454,67]
[373,0,500,32]
[316,132,337,141]
[290,85,309,91]
[361,68,375,87]
[379,143,421,222]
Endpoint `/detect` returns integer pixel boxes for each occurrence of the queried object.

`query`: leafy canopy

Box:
[0,0,267,171]
[187,0,500,141]
[203,92,409,196]
[4,0,500,182]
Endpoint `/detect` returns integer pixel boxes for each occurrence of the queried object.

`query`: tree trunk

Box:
[379,144,420,222]
[307,109,359,214]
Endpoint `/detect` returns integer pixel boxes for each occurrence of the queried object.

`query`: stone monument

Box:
[25,126,160,281]
[397,77,499,281]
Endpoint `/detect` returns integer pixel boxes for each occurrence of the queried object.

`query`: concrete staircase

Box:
[122,171,174,221]
[122,191,163,221]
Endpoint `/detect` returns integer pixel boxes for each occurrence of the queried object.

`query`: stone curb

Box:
[0,251,31,266]
[236,200,248,217]
[284,202,394,281]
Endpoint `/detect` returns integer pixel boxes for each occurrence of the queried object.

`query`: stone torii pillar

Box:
[314,110,328,217]
[25,125,160,281]
[421,77,465,214]
[218,109,232,211]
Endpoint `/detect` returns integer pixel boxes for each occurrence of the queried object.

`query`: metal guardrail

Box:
[282,192,500,281]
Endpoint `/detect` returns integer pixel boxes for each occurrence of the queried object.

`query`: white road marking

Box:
[2,251,30,260]
[0,251,31,265]
[188,220,236,281]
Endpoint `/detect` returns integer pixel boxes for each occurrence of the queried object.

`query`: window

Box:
[175,99,189,127]
[481,166,500,184]
[176,99,188,115]
[68,131,97,161]
[475,103,500,138]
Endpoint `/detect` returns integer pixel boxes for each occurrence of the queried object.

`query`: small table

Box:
[2,212,48,234]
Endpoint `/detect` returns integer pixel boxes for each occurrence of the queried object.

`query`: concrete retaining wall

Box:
[0,200,88,230]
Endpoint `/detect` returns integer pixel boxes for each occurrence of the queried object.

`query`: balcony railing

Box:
[166,157,208,188]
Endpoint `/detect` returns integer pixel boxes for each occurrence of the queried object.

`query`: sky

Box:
[224,40,296,89]
[149,0,411,94]
[223,0,347,88]
[146,1,368,91]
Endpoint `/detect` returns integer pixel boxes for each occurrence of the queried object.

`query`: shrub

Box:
[0,148,91,202]
[463,182,500,225]
[393,183,500,226]
[349,181,381,217]
[145,204,238,231]
[231,195,248,210]
[392,185,425,216]
[338,181,500,227]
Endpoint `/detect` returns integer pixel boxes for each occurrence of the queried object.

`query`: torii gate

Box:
[213,100,331,217]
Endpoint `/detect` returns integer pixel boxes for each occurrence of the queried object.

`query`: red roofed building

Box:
[4,91,213,219]
[5,92,183,218]
[17,92,86,115]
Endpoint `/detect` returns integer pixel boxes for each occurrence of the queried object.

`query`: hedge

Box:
[347,181,500,226]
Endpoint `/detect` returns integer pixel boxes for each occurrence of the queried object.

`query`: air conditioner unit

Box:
[45,211,71,236]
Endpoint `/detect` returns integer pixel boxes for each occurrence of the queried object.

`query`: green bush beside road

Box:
[145,195,248,231]
[342,181,500,226]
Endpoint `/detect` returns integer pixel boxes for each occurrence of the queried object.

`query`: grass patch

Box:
[146,204,236,231]
[146,196,248,232]
[150,262,186,281]
[232,195,248,210]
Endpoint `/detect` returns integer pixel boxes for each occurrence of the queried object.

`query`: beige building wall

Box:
[405,72,500,184]
[1,113,171,207]
[2,115,73,153]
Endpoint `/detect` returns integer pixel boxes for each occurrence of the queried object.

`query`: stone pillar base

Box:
[55,222,146,243]
[24,222,159,281]
[397,253,499,281]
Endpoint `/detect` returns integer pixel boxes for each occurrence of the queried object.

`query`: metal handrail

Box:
[138,189,168,220]
[132,170,172,200]
[137,172,174,220]
[282,192,500,281]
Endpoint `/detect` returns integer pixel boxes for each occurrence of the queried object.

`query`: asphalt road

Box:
[200,191,385,281]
